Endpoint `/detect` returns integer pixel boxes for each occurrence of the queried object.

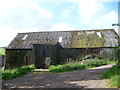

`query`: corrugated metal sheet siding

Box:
[7,31,72,49]
[7,29,119,49]
[103,30,118,47]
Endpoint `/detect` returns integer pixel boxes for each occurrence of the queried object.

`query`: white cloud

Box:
[75,10,118,30]
[76,0,108,24]
[0,0,52,18]
[0,26,18,47]
[0,0,54,47]
[78,0,97,19]
[68,0,119,2]
[0,0,53,29]
[86,11,118,29]
[68,0,114,25]
[51,22,72,30]
[73,0,118,31]
[0,26,52,47]
[62,5,76,18]
[62,9,71,18]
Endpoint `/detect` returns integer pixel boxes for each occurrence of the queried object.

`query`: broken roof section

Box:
[7,29,119,49]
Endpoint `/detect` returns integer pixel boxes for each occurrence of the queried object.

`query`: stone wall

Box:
[5,49,33,69]
[60,48,102,63]
[5,47,116,69]
[60,48,116,64]
[0,55,4,67]
[100,48,116,60]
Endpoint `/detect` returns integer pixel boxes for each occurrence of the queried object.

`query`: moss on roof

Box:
[71,31,104,48]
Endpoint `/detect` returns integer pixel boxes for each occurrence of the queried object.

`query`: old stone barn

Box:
[5,29,119,69]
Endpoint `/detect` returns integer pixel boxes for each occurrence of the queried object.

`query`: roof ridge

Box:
[18,29,114,34]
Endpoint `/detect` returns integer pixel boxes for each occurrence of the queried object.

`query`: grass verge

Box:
[1,64,35,80]
[48,59,117,73]
[100,63,120,88]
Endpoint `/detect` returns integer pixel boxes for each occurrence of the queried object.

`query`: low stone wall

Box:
[5,49,33,68]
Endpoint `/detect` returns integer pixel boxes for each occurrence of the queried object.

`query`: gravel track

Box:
[2,64,116,89]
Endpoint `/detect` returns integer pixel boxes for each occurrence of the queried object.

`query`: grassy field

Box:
[48,59,117,73]
[1,64,35,80]
[100,63,120,88]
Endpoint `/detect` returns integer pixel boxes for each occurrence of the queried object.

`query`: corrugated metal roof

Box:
[7,29,119,49]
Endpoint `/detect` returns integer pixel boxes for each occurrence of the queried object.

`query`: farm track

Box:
[2,63,116,89]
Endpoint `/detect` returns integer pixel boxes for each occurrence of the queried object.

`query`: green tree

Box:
[0,48,5,55]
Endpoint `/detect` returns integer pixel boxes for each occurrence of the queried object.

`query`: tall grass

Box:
[100,63,120,88]
[49,63,85,72]
[1,64,35,80]
[48,59,116,72]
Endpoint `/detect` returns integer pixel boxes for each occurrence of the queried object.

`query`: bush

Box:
[101,63,120,87]
[48,59,116,73]
[115,47,120,60]
[0,48,5,55]
[2,64,35,80]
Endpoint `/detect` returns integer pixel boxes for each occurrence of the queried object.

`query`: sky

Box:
[0,0,119,47]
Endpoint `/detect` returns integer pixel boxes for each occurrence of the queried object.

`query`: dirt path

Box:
[2,64,115,89]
